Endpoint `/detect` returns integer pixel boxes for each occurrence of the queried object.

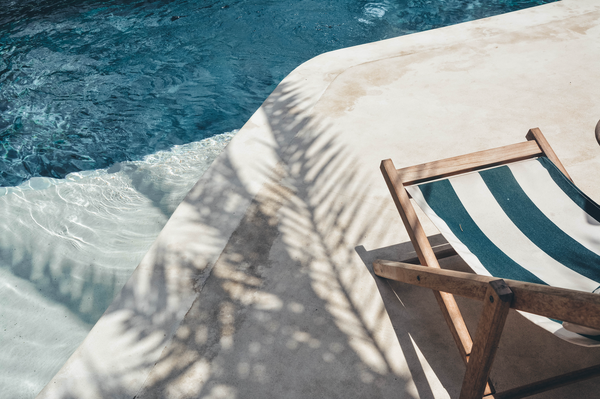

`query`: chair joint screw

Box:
[417,275,420,281]
[489,296,494,303]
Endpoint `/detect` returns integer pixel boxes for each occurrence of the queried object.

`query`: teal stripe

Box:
[544,163,600,341]
[576,332,600,342]
[417,180,546,285]
[554,319,600,342]
[480,165,600,284]
[538,157,600,224]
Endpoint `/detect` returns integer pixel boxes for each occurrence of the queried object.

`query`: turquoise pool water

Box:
[0,0,555,397]
[1,0,554,187]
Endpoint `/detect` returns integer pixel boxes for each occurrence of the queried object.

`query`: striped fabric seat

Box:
[406,157,600,346]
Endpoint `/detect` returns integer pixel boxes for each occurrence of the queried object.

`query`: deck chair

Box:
[374,128,600,399]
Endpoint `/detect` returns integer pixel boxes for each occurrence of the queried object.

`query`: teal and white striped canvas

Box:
[406,157,600,346]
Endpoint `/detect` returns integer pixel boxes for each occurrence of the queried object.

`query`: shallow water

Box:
[0,131,234,397]
[0,0,555,397]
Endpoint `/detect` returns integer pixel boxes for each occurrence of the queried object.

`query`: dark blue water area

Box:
[0,0,555,187]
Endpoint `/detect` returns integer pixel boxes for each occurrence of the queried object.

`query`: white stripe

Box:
[450,172,598,292]
[407,171,600,346]
[519,312,600,347]
[508,160,600,257]
[406,184,492,278]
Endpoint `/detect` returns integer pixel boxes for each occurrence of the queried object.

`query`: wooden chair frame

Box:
[375,128,600,399]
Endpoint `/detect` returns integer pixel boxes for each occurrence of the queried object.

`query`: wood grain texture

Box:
[374,260,489,301]
[380,161,494,394]
[380,159,439,268]
[373,260,600,330]
[487,364,600,399]
[400,243,457,265]
[526,127,572,181]
[460,282,513,399]
[381,159,476,361]
[379,129,587,399]
[396,141,542,186]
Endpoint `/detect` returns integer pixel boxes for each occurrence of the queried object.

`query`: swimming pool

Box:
[0,0,556,397]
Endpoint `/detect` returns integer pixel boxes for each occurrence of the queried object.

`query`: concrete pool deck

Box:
[38,1,600,398]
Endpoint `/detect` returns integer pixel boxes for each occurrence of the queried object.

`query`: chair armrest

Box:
[374,259,600,331]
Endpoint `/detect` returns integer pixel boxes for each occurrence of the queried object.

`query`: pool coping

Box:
[36,1,600,397]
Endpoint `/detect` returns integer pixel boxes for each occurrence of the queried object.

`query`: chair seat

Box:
[406,157,600,346]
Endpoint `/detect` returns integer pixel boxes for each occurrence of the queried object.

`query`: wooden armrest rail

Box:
[374,260,600,331]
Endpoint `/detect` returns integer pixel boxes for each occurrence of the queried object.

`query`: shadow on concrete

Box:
[355,239,480,398]
[126,79,432,398]
[356,240,600,397]
[36,75,600,399]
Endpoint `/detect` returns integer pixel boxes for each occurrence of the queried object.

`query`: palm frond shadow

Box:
[44,79,471,398]
[119,80,451,398]
[357,237,600,397]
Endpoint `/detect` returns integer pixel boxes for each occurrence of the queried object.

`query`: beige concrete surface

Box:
[38,0,600,398]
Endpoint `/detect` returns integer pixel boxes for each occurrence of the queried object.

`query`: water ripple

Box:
[0,0,555,187]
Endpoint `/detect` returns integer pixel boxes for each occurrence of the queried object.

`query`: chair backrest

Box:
[381,128,600,346]
[380,128,566,272]
[395,128,571,185]
[407,157,600,291]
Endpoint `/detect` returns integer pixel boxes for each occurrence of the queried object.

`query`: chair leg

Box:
[460,280,513,399]
[488,363,600,399]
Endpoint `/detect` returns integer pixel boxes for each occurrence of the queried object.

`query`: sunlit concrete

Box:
[38,1,600,398]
